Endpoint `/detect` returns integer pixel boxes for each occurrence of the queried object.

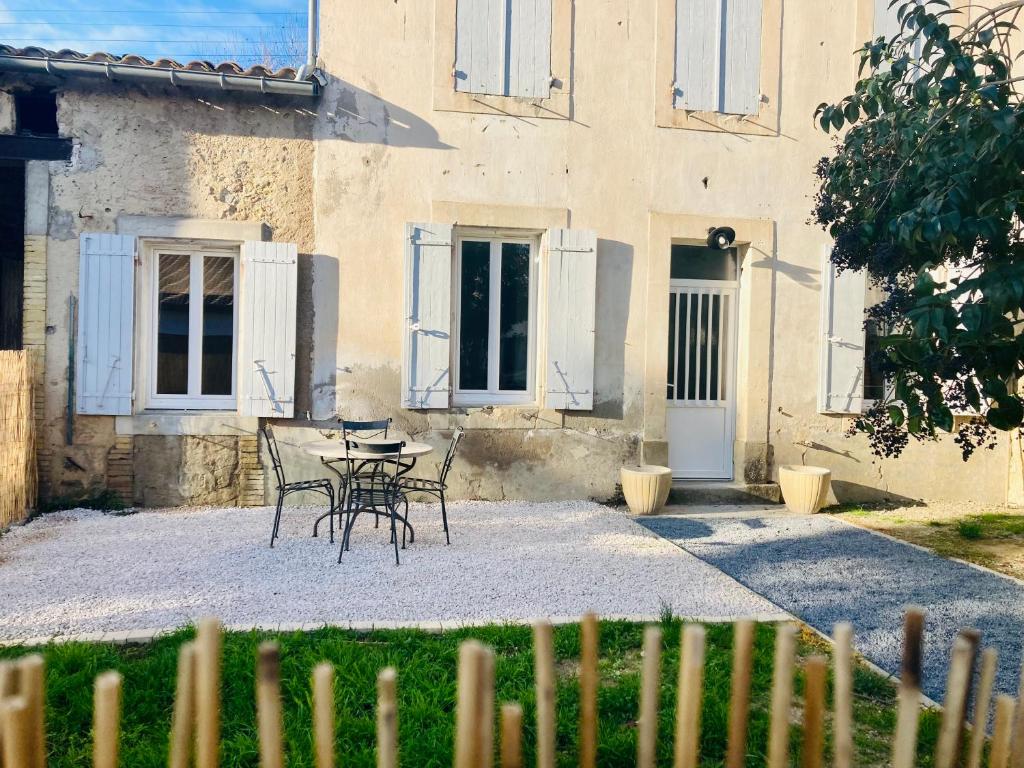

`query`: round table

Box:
[302,438,434,463]
[303,438,434,547]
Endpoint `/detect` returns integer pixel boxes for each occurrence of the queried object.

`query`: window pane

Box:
[459,241,490,390]
[864,320,888,401]
[498,243,530,391]
[202,256,234,396]
[670,244,737,281]
[157,253,190,395]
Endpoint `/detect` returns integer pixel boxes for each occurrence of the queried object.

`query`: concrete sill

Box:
[115,413,259,437]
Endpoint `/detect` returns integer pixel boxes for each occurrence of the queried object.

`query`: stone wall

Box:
[0,75,315,507]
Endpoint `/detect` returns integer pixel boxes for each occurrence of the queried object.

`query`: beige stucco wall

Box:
[308,0,1011,503]
[4,0,1012,507]
[0,78,316,504]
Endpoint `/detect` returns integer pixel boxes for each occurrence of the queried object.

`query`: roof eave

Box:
[0,54,321,98]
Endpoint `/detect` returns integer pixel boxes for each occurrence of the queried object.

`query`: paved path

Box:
[640,508,1024,705]
[0,502,785,642]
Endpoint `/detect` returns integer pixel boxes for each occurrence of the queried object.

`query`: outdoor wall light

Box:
[707,226,737,250]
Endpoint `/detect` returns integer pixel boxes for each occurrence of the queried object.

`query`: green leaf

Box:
[987,395,1024,430]
[887,406,906,426]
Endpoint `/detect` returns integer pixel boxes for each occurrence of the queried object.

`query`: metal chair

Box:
[338,439,410,566]
[398,427,464,544]
[262,424,336,548]
[324,418,393,532]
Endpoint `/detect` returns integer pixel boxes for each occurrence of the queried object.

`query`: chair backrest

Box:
[261,424,287,488]
[340,418,391,441]
[439,427,465,485]
[344,439,405,487]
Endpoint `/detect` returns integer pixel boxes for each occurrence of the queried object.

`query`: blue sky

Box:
[0,0,307,69]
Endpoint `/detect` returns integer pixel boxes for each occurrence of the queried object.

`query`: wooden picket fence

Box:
[0,609,1021,768]
[0,350,37,531]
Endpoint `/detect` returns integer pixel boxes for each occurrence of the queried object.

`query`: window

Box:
[453,234,537,405]
[670,244,738,281]
[674,0,763,115]
[862,282,892,404]
[655,0,780,134]
[454,0,552,99]
[15,91,58,136]
[146,245,238,410]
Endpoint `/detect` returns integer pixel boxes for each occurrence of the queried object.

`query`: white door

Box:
[667,280,738,479]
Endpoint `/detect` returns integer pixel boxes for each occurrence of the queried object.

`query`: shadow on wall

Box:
[590,239,633,421]
[88,76,455,149]
[318,76,454,149]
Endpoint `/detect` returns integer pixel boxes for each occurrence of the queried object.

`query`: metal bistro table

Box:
[303,437,434,542]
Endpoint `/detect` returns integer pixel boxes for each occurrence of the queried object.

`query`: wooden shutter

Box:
[544,228,596,410]
[508,0,552,98]
[874,0,901,39]
[455,0,552,98]
[819,248,867,414]
[76,233,136,415]
[239,241,298,418]
[675,0,763,115]
[722,0,764,114]
[402,223,453,410]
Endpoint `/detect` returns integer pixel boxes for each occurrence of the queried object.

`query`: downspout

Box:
[308,0,319,71]
[297,0,319,81]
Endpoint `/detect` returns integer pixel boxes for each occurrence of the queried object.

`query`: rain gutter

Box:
[0,54,321,98]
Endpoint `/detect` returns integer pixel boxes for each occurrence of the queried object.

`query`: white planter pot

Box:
[620,465,672,516]
[778,465,832,514]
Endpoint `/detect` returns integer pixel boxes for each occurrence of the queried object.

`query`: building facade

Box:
[0,0,1016,509]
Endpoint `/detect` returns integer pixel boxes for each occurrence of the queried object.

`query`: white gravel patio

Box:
[0,501,785,641]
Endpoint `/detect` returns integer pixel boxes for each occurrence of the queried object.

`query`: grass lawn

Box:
[828,502,1024,581]
[0,620,939,768]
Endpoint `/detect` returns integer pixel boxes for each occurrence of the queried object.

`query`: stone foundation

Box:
[106,434,265,508]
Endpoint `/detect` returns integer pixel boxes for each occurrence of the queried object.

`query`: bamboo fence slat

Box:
[0,612,1018,768]
[0,350,37,530]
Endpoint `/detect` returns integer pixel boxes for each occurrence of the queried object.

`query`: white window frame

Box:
[452,230,540,407]
[136,240,240,412]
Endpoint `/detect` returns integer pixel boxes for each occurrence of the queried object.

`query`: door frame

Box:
[642,213,776,482]
[666,277,739,479]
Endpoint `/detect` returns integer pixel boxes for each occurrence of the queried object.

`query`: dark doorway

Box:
[0,161,25,350]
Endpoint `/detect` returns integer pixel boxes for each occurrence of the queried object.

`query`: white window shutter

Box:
[675,0,720,112]
[239,241,298,418]
[874,0,901,39]
[455,0,552,98]
[675,0,763,115]
[819,247,867,414]
[544,228,597,410]
[722,0,764,115]
[403,223,453,410]
[508,0,552,98]
[76,233,136,415]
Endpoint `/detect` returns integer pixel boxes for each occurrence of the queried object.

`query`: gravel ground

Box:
[640,509,1024,705]
[0,501,784,640]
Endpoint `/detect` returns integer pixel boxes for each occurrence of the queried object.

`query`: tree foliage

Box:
[813,0,1024,459]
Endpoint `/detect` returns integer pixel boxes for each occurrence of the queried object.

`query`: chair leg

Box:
[389,503,400,566]
[440,492,450,545]
[339,499,357,562]
[270,490,285,548]
[338,509,352,563]
[402,497,412,546]
[328,487,335,544]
